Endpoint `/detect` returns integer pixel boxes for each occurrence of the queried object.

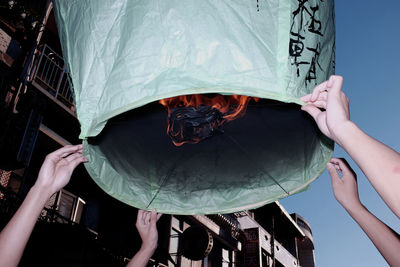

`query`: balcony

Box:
[28,44,75,116]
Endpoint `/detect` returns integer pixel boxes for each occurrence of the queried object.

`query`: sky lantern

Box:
[53,0,335,214]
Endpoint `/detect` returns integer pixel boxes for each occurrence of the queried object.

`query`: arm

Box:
[127,210,162,267]
[301,75,400,218]
[0,145,87,267]
[327,158,400,266]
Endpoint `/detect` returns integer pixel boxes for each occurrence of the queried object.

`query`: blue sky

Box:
[280,1,400,266]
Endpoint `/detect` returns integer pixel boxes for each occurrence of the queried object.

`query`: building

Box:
[0,1,315,266]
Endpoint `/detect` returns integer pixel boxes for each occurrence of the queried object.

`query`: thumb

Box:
[301,104,322,121]
[327,75,343,92]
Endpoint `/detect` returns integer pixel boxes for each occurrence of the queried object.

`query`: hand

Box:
[301,75,350,146]
[136,209,162,253]
[327,158,362,211]
[35,144,88,196]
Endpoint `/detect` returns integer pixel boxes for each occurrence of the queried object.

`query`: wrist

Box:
[140,242,157,254]
[30,184,54,202]
[341,199,363,214]
[331,120,357,147]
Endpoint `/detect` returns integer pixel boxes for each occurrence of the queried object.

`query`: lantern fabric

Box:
[53,0,335,214]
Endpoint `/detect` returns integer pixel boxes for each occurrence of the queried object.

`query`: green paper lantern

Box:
[54,0,335,214]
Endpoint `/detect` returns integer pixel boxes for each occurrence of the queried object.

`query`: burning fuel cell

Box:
[159,94,258,146]
[53,0,335,214]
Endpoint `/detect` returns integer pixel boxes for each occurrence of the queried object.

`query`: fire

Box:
[159,94,258,146]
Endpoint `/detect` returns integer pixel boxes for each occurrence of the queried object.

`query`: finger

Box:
[334,164,341,171]
[137,209,145,225]
[301,104,322,121]
[330,157,341,165]
[60,149,83,159]
[143,210,150,225]
[141,210,148,225]
[311,81,328,101]
[64,152,83,162]
[300,94,312,102]
[327,162,341,186]
[50,145,83,159]
[329,158,342,172]
[157,213,162,221]
[329,157,341,166]
[302,94,328,106]
[335,158,356,180]
[69,156,88,170]
[150,210,157,225]
[319,91,328,101]
[144,211,151,224]
[141,209,147,221]
[311,89,320,102]
[311,100,327,109]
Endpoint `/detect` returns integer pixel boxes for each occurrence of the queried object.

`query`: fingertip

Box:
[328,75,344,90]
[327,75,334,87]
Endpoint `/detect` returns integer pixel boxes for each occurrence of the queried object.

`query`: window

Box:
[169,216,183,266]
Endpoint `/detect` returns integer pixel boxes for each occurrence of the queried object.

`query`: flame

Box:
[159,94,258,146]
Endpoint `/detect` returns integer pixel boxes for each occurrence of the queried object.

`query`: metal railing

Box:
[31,44,74,108]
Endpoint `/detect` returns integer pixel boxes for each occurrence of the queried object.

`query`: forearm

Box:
[0,185,51,267]
[336,121,400,217]
[127,246,155,267]
[345,203,400,266]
